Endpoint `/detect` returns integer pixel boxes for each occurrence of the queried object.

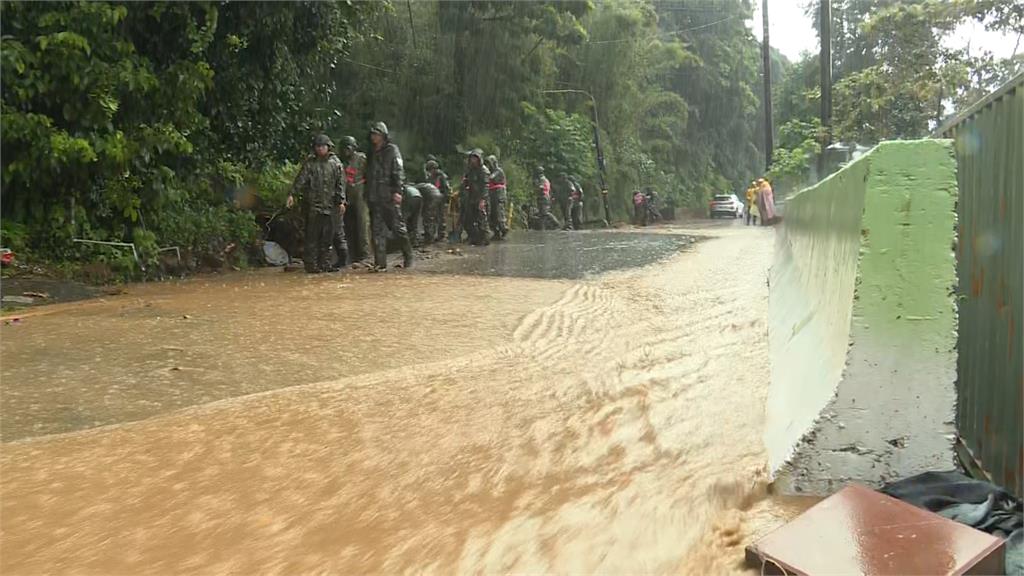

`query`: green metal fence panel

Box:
[941,73,1023,497]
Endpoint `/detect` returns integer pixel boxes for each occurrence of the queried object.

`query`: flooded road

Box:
[1,273,570,441]
[2,222,801,574]
[421,229,697,279]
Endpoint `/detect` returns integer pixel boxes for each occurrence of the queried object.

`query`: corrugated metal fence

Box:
[940,73,1023,497]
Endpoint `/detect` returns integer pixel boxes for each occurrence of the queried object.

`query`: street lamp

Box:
[541,89,612,226]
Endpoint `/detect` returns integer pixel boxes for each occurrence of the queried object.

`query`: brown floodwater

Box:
[1,272,570,441]
[1,224,805,574]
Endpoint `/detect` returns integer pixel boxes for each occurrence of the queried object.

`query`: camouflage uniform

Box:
[534,169,561,231]
[366,122,412,270]
[462,149,491,245]
[402,184,423,246]
[340,136,370,264]
[416,183,444,244]
[569,176,584,230]
[554,174,572,229]
[423,155,438,182]
[633,190,647,226]
[426,161,451,242]
[293,136,346,273]
[645,189,661,223]
[485,155,508,240]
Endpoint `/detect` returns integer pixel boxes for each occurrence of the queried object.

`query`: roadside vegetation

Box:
[1,0,1019,281]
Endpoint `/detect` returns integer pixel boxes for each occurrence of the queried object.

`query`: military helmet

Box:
[425,160,439,170]
[535,165,545,174]
[313,133,334,148]
[466,148,483,160]
[339,135,358,149]
[485,154,498,167]
[369,121,389,136]
[426,154,438,162]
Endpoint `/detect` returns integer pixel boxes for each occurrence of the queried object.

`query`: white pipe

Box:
[72,239,142,270]
[157,246,181,266]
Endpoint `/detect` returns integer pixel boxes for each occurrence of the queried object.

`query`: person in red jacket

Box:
[534,166,561,231]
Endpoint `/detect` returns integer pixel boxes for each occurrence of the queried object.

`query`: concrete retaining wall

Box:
[766,140,959,495]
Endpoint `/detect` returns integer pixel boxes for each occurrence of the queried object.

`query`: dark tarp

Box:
[881,471,1022,575]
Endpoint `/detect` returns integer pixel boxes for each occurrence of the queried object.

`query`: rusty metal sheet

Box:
[942,72,1023,498]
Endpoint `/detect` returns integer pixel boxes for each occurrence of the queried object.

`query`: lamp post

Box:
[541,89,611,226]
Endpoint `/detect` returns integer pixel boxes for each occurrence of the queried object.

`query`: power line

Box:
[587,15,738,45]
[342,57,394,75]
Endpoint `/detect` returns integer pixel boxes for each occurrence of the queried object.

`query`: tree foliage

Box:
[288,0,765,219]
[773,0,1022,184]
[1,1,372,272]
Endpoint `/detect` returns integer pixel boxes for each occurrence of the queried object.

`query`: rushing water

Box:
[1,224,803,574]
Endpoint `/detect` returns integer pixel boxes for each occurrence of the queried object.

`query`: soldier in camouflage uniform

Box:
[423,154,439,182]
[569,174,584,231]
[485,155,508,241]
[534,166,561,231]
[366,122,412,271]
[425,160,451,242]
[554,172,573,229]
[416,182,444,244]
[401,184,423,246]
[339,135,370,266]
[462,149,491,246]
[287,134,346,273]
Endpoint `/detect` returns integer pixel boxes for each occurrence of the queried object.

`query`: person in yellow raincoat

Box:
[745,182,759,226]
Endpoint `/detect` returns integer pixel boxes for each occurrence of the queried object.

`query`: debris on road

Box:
[746,483,1006,575]
[262,241,290,267]
[2,296,36,305]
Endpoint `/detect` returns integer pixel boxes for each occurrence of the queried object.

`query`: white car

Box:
[709,194,744,219]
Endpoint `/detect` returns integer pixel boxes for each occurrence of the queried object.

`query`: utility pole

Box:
[820,0,832,146]
[406,0,417,51]
[761,0,773,172]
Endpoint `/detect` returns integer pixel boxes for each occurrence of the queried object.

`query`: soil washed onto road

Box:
[1,222,805,574]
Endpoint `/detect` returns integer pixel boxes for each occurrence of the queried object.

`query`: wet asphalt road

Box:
[417,227,699,279]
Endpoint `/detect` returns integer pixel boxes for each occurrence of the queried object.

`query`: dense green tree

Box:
[1,2,213,258]
[1,1,371,269]
[771,0,1022,185]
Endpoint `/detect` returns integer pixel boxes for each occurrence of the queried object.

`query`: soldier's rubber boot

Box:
[400,239,414,269]
[372,249,387,272]
[329,250,348,272]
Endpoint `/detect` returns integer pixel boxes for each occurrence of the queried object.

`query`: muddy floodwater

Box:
[1,222,807,574]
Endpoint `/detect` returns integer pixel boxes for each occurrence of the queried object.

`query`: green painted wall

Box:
[767,140,959,495]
